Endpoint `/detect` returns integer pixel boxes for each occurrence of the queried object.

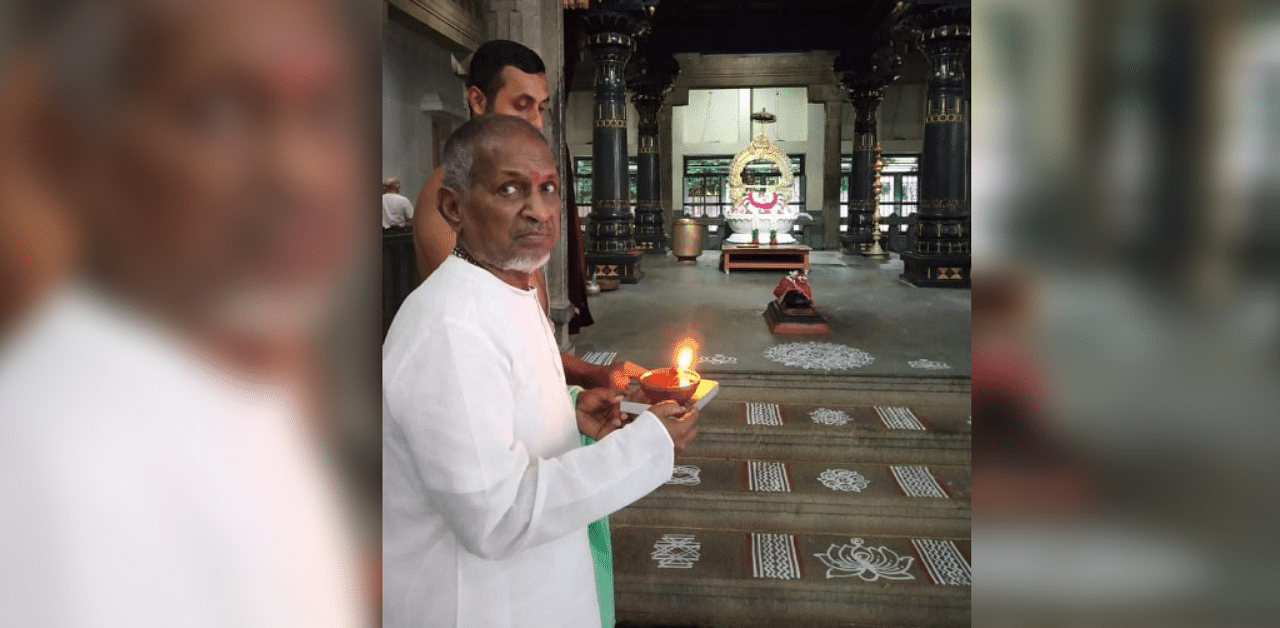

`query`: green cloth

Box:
[568,386,616,628]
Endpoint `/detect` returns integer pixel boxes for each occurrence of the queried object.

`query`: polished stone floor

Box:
[572,251,971,378]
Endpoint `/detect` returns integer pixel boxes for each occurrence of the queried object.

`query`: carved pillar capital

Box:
[837,45,900,252]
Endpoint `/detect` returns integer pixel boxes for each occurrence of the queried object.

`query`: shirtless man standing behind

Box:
[413,40,639,389]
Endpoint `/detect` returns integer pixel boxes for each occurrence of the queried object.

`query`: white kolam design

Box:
[890,465,949,498]
[651,534,701,569]
[809,408,852,426]
[911,538,971,586]
[745,402,783,426]
[814,538,915,581]
[818,469,870,492]
[747,460,791,492]
[908,359,952,370]
[698,354,739,365]
[665,465,702,486]
[581,351,617,366]
[751,533,802,580]
[875,406,926,431]
[764,342,875,371]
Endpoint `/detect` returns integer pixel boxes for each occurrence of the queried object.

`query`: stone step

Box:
[614,457,970,538]
[611,525,971,628]
[702,369,972,387]
[710,371,971,408]
[680,400,971,466]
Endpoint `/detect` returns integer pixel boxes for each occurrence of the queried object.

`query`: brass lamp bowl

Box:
[638,367,701,406]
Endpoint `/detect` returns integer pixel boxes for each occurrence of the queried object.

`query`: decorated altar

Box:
[724,110,812,244]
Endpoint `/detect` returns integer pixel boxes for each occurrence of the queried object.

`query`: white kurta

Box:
[0,289,362,627]
[382,255,674,628]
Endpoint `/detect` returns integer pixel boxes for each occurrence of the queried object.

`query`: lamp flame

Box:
[677,348,693,371]
[674,338,698,372]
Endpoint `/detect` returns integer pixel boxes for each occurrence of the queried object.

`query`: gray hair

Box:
[440,113,550,195]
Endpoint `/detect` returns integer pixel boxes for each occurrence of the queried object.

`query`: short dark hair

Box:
[467,40,545,104]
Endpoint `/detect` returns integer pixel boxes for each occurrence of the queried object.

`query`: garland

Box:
[747,192,780,210]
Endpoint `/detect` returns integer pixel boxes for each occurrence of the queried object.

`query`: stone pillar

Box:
[582,6,645,283]
[840,79,885,254]
[632,94,665,252]
[901,8,971,287]
[628,55,677,255]
[485,0,543,49]
[658,104,675,235]
[821,100,843,250]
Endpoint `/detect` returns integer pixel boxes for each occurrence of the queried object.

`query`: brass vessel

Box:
[670,218,704,262]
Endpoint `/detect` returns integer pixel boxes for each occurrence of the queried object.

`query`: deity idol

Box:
[725,110,810,244]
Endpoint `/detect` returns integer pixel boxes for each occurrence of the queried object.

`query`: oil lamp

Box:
[638,340,702,406]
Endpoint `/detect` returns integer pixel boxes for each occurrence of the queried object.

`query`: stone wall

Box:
[381,15,469,201]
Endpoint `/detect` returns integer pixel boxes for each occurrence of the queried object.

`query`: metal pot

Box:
[670,218,704,262]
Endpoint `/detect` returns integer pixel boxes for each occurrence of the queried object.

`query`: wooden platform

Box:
[719,244,811,274]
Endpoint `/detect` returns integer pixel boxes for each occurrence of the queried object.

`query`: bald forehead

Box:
[477,120,548,155]
[471,130,555,183]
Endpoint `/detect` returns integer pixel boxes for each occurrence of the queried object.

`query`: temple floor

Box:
[572,251,971,380]
[576,250,971,628]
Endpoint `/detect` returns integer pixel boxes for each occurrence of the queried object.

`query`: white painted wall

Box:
[382,18,468,201]
[670,88,824,221]
[682,89,743,145]
[750,87,809,142]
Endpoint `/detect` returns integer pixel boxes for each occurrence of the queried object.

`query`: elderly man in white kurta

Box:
[382,114,699,628]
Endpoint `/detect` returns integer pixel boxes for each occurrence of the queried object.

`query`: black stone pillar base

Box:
[839,234,872,255]
[588,250,645,285]
[638,241,668,255]
[634,201,668,254]
[901,251,970,288]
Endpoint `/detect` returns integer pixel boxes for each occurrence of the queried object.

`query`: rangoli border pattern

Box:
[745,402,784,426]
[911,538,971,586]
[747,460,791,493]
[875,406,926,431]
[698,354,739,365]
[581,351,617,366]
[751,533,802,580]
[890,465,949,498]
[908,359,952,370]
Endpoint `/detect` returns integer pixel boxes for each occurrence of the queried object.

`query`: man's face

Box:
[78,0,363,334]
[475,66,549,130]
[457,131,560,273]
